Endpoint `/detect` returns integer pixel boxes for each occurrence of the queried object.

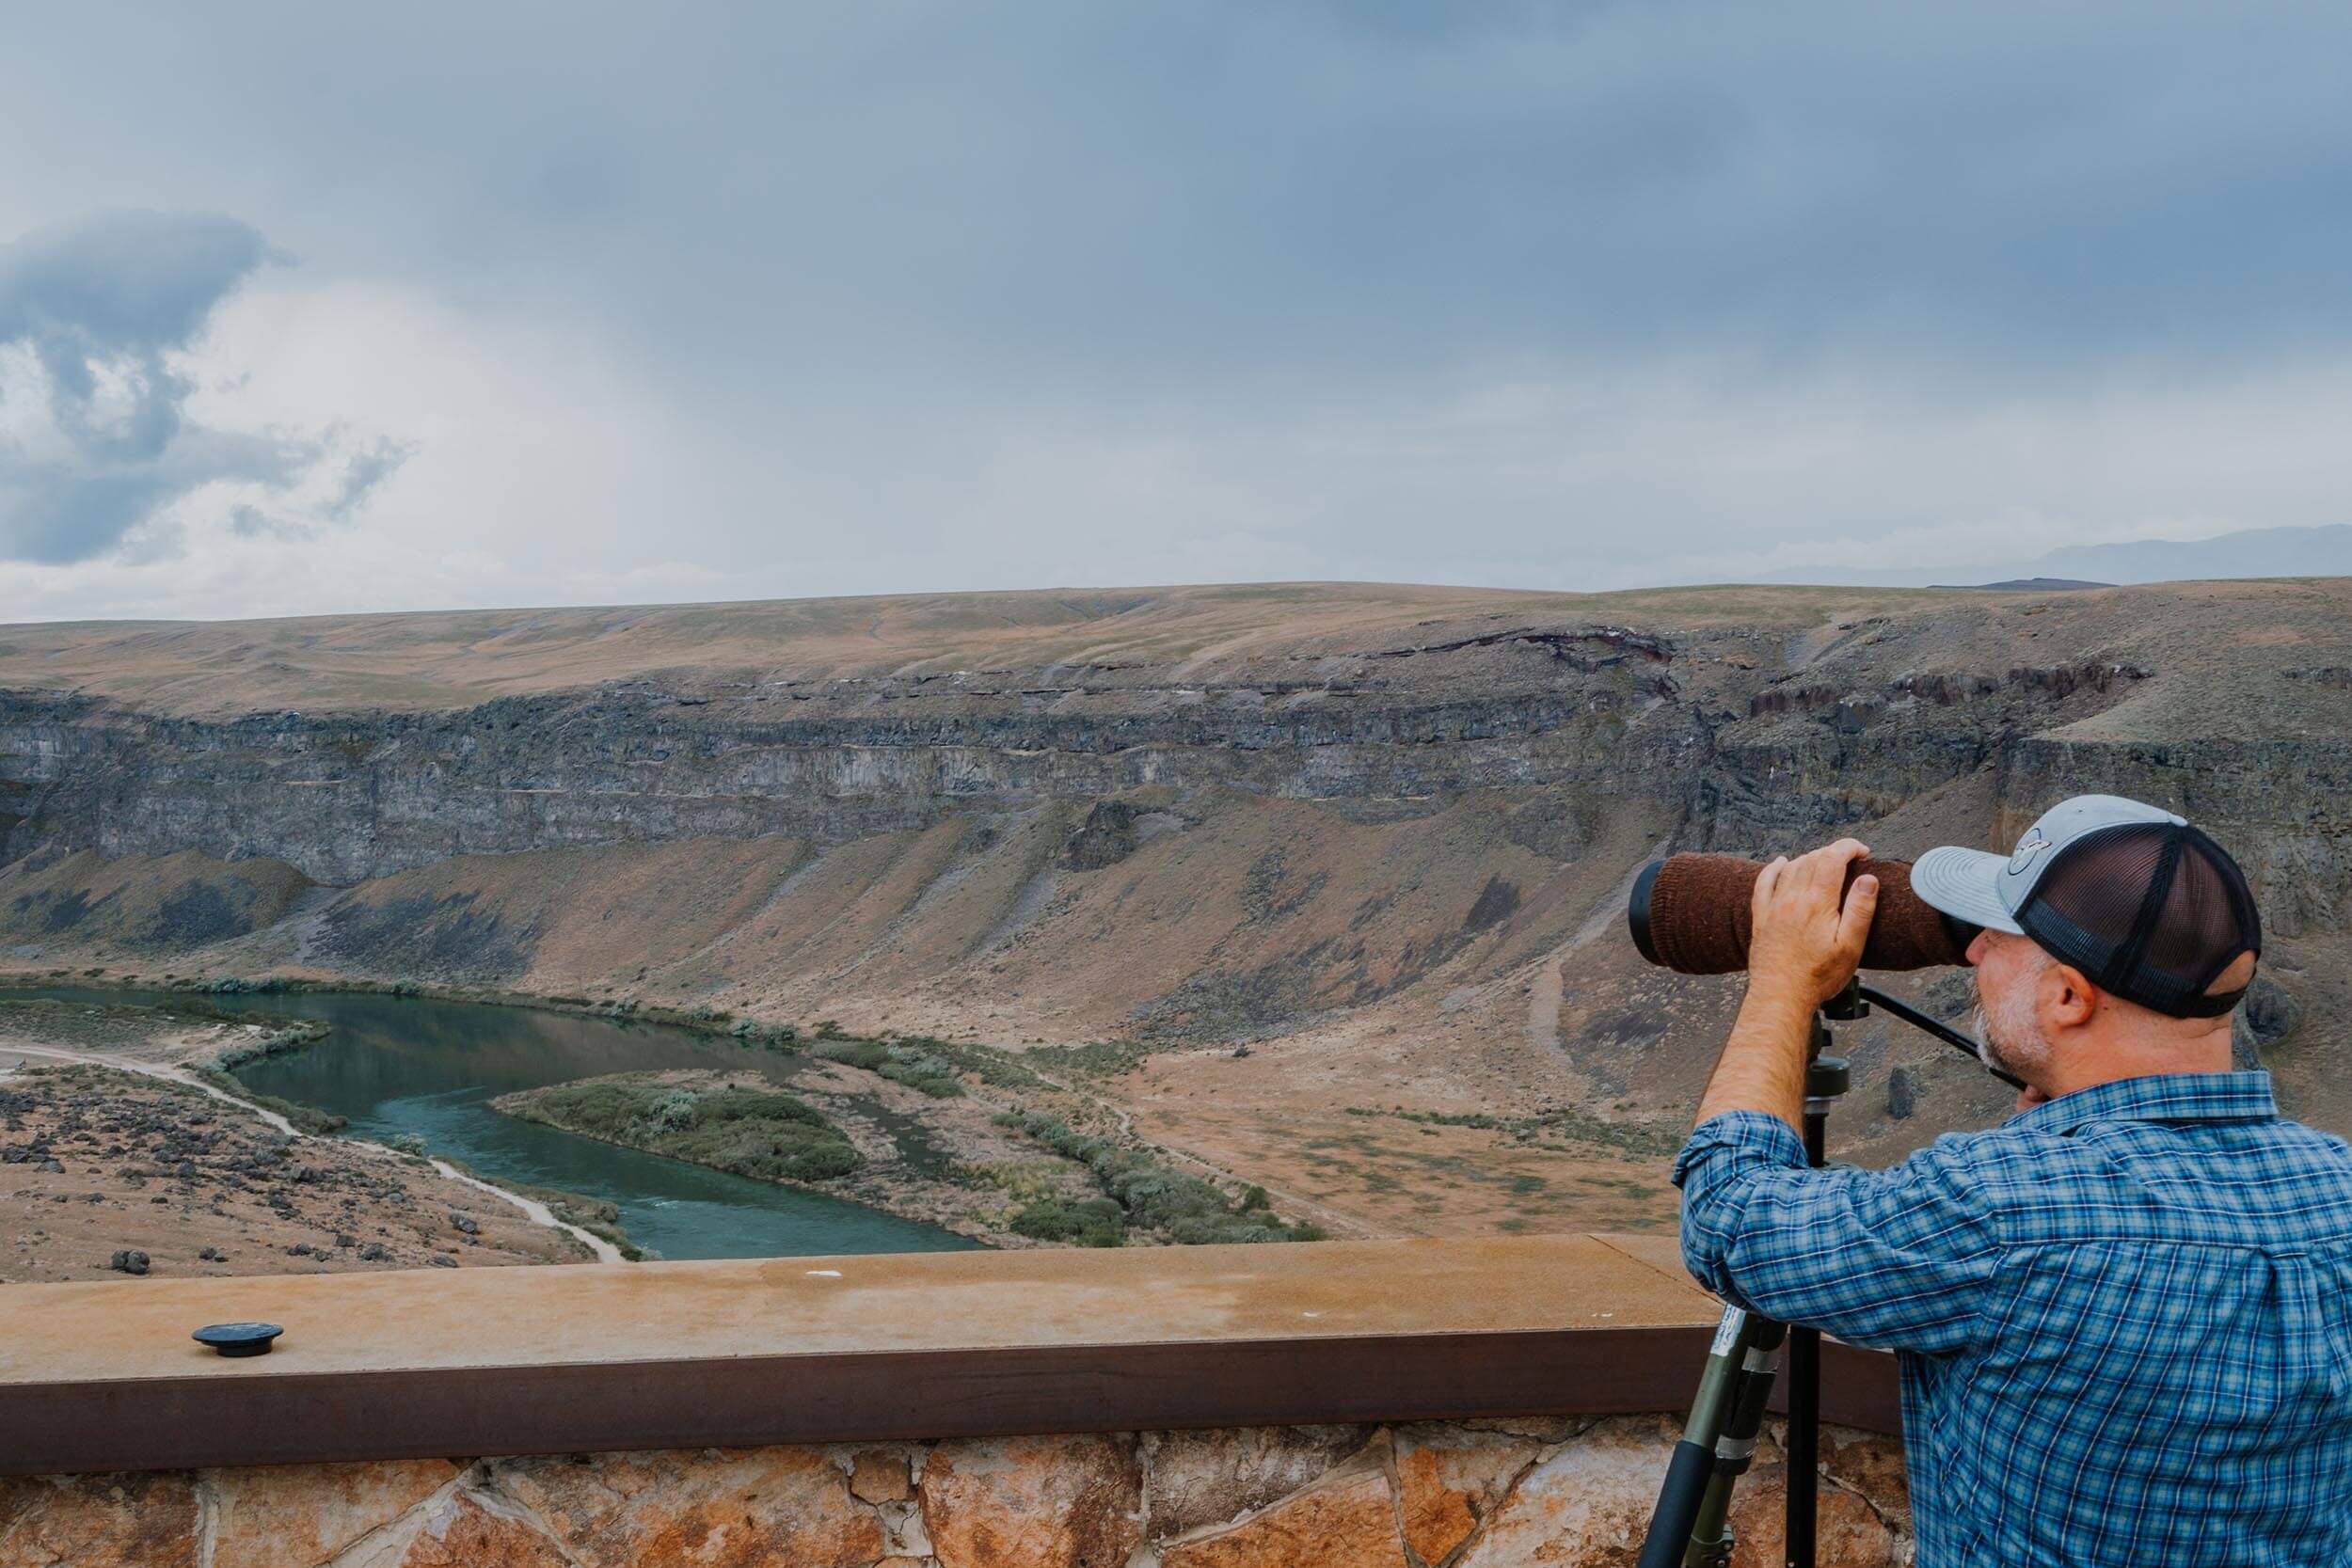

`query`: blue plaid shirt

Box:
[1676,1072,2352,1567]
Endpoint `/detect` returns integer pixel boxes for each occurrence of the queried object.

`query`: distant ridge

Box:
[2026,524,2352,584]
[1766,522,2352,589]
[1931,576,2112,591]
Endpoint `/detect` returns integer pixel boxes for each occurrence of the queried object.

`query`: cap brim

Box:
[1910,846,2026,936]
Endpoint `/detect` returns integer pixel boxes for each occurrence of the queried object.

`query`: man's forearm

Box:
[1692,979,1817,1137]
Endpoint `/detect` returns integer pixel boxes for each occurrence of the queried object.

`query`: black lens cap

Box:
[193,1322,283,1357]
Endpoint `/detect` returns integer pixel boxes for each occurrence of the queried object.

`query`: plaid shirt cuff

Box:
[1672,1109,1806,1194]
[1673,1111,1808,1310]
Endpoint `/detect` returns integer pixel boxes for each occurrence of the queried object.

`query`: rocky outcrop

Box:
[1059,800,1145,871]
[0,1419,1911,1567]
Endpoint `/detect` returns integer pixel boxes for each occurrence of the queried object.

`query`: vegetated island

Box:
[492,1025,1329,1249]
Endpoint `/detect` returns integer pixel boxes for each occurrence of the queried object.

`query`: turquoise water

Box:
[10,987,979,1261]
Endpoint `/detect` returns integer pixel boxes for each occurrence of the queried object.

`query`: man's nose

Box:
[1965,928,1991,967]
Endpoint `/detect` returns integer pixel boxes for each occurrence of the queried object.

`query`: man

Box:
[1675,795,2352,1566]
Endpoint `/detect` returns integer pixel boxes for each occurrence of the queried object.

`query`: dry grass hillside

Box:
[1,579,2052,714]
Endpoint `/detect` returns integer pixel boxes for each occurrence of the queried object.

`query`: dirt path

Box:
[0,1042,624,1264]
[0,1042,302,1133]
[422,1158,621,1261]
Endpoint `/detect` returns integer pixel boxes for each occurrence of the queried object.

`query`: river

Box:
[8,988,979,1261]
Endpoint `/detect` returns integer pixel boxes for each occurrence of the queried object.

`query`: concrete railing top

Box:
[0,1234,1899,1475]
[0,1234,1707,1383]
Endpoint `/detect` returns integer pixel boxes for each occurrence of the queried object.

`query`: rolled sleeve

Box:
[1675,1112,2000,1354]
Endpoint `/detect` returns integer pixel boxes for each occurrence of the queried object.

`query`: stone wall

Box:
[0,1417,1909,1568]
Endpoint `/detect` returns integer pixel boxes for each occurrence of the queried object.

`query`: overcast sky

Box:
[5,2,2350,622]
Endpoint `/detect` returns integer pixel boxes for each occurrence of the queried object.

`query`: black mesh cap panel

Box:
[2014,822,2262,1019]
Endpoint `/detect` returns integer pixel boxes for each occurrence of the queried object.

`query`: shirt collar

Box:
[2010,1070,2278,1135]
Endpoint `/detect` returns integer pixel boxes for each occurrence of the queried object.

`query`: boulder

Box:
[1160,1455,1406,1568]
[921,1433,1141,1568]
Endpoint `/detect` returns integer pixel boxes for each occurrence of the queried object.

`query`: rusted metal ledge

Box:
[0,1234,1899,1475]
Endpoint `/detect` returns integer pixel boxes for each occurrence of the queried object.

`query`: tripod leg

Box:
[1785,1090,1835,1568]
[1639,1307,1778,1568]
[1787,1323,1818,1568]
[1683,1319,1787,1567]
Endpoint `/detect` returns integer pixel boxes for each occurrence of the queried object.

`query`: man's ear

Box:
[2044,961,2101,1030]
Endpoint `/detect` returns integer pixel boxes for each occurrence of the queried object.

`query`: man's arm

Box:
[1676,1124,2000,1353]
[1677,837,1998,1354]
[1691,839,1879,1137]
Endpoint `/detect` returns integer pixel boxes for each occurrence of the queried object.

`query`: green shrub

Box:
[880,1059,961,1097]
[1027,1039,1157,1076]
[919,1041,1044,1088]
[812,1037,889,1070]
[956,1159,1069,1200]
[810,1038,962,1098]
[1010,1196,1126,1246]
[1000,1112,1321,1245]
[729,1019,801,1051]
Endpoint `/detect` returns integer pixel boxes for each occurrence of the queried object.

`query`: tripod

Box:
[1636,989,1860,1568]
[1636,980,2018,1568]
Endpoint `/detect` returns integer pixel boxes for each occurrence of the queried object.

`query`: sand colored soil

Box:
[0,1003,590,1281]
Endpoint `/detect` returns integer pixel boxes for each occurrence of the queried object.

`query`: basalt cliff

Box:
[4,579,2345,1235]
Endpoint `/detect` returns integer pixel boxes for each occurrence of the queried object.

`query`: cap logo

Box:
[2008,829,2054,877]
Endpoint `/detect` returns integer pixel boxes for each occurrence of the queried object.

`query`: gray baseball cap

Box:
[1913,795,2183,936]
[1913,794,2262,1019]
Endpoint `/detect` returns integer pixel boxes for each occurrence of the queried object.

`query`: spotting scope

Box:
[1623,848,2018,1086]
[1627,853,1979,974]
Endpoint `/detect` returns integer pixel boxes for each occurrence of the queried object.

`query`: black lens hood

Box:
[1627,859,1664,966]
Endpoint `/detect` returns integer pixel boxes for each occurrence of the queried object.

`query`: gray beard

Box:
[1971,1003,2025,1079]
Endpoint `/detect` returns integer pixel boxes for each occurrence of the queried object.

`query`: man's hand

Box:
[1692,837,1880,1135]
[1747,838,1880,1009]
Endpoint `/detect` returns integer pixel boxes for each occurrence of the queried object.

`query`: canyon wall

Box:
[0,631,1681,886]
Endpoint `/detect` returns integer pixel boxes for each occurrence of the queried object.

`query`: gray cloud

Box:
[324,436,416,523]
[0,210,339,562]
[0,209,272,363]
[21,5,2352,380]
[221,436,415,541]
